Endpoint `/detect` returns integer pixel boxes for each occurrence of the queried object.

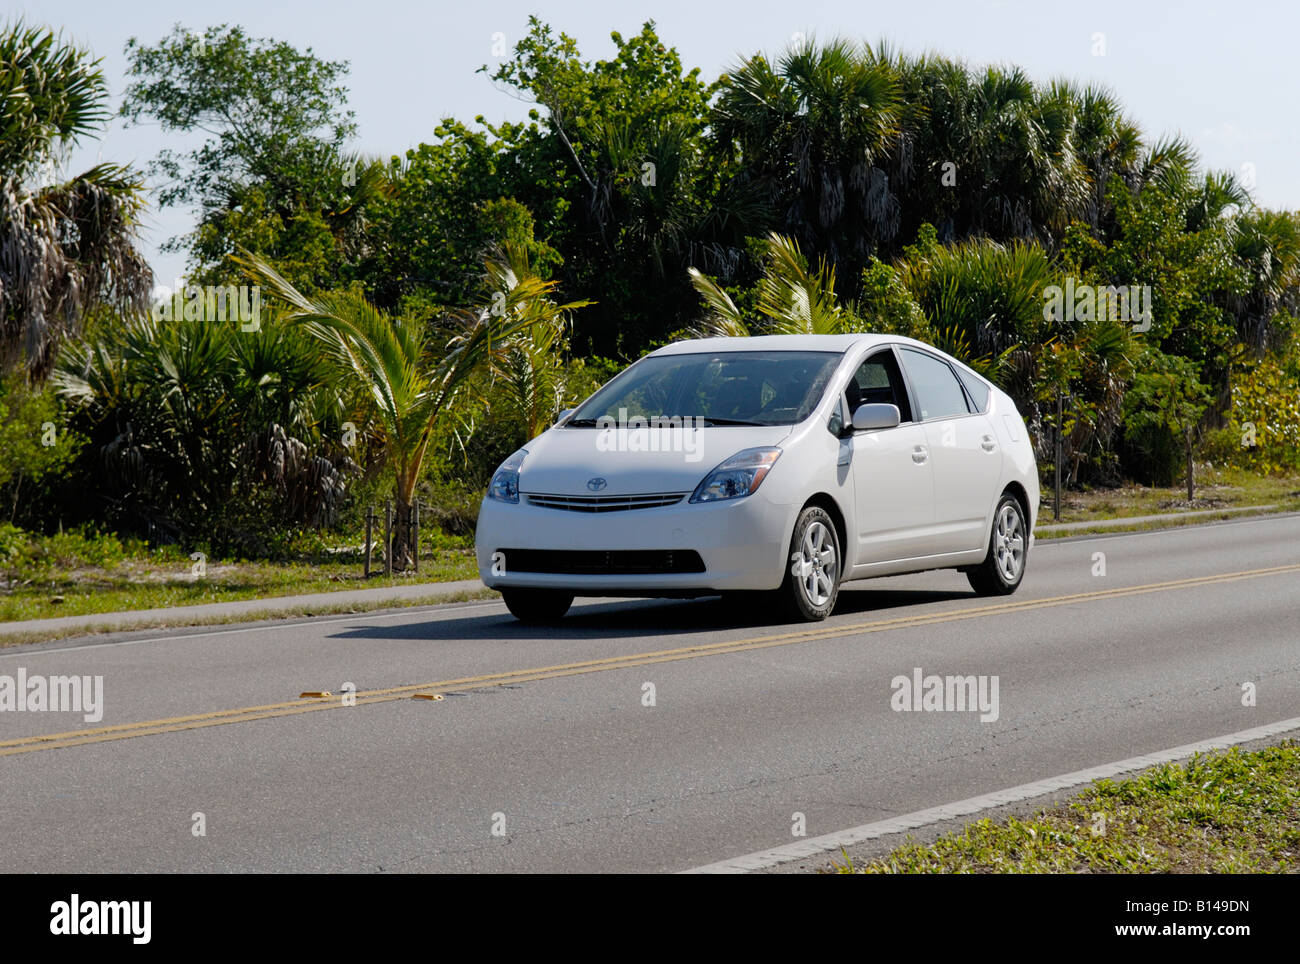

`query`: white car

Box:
[476,334,1038,622]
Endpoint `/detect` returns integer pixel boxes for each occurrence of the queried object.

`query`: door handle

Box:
[981,435,998,452]
[912,445,929,464]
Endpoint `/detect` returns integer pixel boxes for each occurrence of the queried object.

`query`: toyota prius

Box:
[476,334,1038,622]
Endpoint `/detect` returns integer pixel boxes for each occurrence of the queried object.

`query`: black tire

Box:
[967,493,1028,596]
[501,588,574,622]
[776,505,842,621]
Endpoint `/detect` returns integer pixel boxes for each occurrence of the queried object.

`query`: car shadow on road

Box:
[329,586,974,643]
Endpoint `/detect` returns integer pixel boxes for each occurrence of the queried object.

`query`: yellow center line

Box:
[3,562,1297,758]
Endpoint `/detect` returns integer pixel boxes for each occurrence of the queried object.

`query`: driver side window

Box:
[846,350,913,423]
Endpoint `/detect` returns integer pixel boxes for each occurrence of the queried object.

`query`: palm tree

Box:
[1,20,152,381]
[1048,81,1143,232]
[485,243,591,441]
[1226,207,1300,354]
[54,308,350,549]
[712,38,902,270]
[688,233,848,337]
[240,245,586,570]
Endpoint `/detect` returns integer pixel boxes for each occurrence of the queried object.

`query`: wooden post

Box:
[412,499,420,574]
[1054,392,1063,522]
[364,506,373,577]
[384,500,392,576]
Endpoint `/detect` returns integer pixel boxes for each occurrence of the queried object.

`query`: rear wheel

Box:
[967,493,1027,596]
[501,588,574,623]
[777,506,842,621]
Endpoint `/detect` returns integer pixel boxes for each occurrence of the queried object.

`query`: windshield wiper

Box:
[566,415,765,427]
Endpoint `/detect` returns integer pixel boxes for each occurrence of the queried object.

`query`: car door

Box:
[846,348,937,566]
[897,347,1003,552]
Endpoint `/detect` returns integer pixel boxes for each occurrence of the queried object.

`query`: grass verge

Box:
[0,551,479,623]
[833,742,1300,873]
[0,587,499,648]
[1034,465,1300,535]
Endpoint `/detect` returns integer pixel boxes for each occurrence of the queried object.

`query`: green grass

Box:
[0,586,499,648]
[833,742,1300,873]
[0,550,480,623]
[1035,465,1300,534]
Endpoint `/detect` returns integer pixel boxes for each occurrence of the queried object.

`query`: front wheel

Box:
[777,506,842,621]
[501,588,574,623]
[967,493,1028,596]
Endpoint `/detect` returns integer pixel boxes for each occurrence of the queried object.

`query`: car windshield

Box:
[567,350,842,427]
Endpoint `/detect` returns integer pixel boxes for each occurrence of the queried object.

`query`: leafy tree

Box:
[1124,352,1212,500]
[1,20,152,380]
[359,122,561,312]
[1065,178,1247,406]
[484,18,750,355]
[856,256,929,340]
[120,23,362,289]
[1226,345,1300,474]
[0,373,82,524]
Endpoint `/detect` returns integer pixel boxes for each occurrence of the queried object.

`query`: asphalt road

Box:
[2,515,1298,873]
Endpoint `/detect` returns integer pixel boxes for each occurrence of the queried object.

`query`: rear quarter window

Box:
[957,369,990,412]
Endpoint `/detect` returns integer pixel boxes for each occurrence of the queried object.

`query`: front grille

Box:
[526,492,685,512]
[497,548,706,575]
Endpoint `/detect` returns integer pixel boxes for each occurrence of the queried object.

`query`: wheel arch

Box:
[1001,480,1032,529]
[801,492,849,561]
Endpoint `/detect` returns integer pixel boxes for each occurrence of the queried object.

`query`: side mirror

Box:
[555,408,575,425]
[852,403,901,432]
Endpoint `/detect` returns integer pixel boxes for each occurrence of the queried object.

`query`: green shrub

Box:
[1228,354,1300,473]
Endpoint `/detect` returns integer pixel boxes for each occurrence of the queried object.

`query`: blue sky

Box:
[18,0,1300,286]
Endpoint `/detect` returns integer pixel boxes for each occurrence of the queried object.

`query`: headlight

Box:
[487,448,527,503]
[690,447,782,503]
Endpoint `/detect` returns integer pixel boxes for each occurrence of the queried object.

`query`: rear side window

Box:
[956,368,990,412]
[899,348,971,420]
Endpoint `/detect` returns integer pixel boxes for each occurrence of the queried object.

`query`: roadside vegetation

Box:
[833,742,1300,873]
[1035,465,1300,535]
[0,522,478,624]
[3,17,1299,615]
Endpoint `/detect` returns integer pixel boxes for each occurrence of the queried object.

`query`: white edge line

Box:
[680,716,1300,874]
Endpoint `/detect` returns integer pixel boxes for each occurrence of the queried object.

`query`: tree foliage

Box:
[1,20,152,381]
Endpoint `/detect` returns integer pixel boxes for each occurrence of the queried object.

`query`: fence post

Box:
[412,499,420,574]
[1054,392,1063,522]
[364,506,373,577]
[384,500,393,576]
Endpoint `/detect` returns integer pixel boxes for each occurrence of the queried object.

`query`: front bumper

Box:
[475,493,796,594]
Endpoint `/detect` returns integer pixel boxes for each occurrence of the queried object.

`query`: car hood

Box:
[518,424,792,495]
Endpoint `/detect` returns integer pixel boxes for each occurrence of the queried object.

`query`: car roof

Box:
[649,333,930,356]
